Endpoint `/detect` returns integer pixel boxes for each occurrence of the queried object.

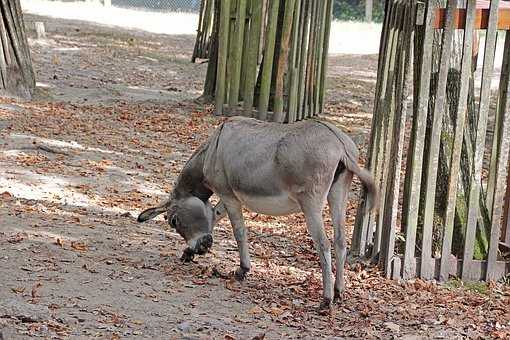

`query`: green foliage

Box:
[332,0,385,22]
[446,278,490,295]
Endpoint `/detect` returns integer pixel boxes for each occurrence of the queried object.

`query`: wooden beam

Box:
[432,8,510,30]
[391,255,510,282]
[503,159,510,245]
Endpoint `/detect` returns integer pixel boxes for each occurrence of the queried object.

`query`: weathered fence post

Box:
[366,0,373,22]
[200,0,334,123]
[35,22,46,40]
[352,0,510,283]
[0,0,36,99]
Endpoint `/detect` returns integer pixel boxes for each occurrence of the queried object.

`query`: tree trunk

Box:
[0,0,35,99]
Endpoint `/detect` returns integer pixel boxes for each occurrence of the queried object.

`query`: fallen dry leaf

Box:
[31,282,42,299]
[11,287,25,294]
[248,306,263,315]
[71,241,88,251]
[1,191,13,200]
[56,238,64,247]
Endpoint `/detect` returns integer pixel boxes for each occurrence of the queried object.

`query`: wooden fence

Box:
[352,0,510,282]
[192,0,215,62]
[213,0,334,122]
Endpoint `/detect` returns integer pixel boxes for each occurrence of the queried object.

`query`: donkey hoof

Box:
[334,289,344,303]
[180,248,195,263]
[234,267,249,281]
[318,298,333,316]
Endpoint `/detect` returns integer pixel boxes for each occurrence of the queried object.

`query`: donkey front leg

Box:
[301,203,333,311]
[223,199,251,281]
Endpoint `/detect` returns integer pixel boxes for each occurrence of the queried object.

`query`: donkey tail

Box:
[314,119,379,212]
[344,157,379,212]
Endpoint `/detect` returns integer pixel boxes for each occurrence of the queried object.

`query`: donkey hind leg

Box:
[223,198,251,281]
[300,200,333,311]
[327,170,353,302]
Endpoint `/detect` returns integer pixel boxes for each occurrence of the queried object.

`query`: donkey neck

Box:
[171,142,212,202]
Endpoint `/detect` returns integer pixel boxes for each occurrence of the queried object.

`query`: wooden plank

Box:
[367,1,403,262]
[391,256,402,280]
[352,0,394,256]
[313,0,328,116]
[365,0,373,23]
[0,3,9,89]
[402,0,436,280]
[228,0,247,107]
[214,0,231,115]
[432,7,510,30]
[2,0,30,87]
[273,0,297,122]
[485,31,508,220]
[192,0,207,62]
[318,0,333,114]
[258,0,280,120]
[287,0,302,123]
[395,255,510,281]
[486,31,510,281]
[420,0,458,280]
[303,0,319,118]
[203,0,215,55]
[297,0,311,121]
[243,0,263,115]
[440,0,476,282]
[372,1,402,263]
[503,161,510,245]
[240,0,253,104]
[462,0,500,281]
[381,1,414,276]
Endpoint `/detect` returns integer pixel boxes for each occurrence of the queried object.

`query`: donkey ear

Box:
[137,206,167,222]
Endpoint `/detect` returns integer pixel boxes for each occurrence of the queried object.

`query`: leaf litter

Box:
[0,11,508,340]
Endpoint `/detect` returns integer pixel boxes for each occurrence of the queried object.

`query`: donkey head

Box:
[138,197,225,261]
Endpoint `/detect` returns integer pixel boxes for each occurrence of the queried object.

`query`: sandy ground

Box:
[0,11,508,340]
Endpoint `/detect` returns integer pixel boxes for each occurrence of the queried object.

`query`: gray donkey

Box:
[138,116,377,311]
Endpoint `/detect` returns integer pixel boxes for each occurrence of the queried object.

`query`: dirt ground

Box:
[0,14,509,340]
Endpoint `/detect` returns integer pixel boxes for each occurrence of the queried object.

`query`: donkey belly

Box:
[234,191,301,216]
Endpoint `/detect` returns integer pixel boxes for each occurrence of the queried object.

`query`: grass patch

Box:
[446,278,490,295]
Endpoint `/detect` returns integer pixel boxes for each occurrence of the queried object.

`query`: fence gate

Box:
[352,0,510,282]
